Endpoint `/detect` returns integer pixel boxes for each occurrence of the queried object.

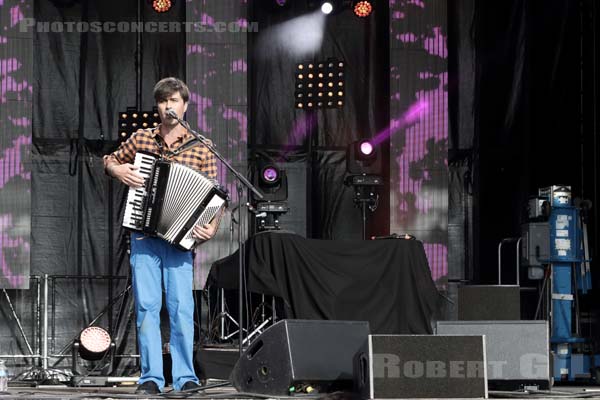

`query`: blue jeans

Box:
[130,232,199,391]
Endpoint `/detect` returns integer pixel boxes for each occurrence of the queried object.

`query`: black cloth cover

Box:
[208,232,440,334]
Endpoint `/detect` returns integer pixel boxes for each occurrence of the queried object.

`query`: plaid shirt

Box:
[105,126,217,179]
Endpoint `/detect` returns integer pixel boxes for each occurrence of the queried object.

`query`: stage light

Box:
[295,57,345,109]
[346,139,382,175]
[345,139,383,239]
[359,140,373,156]
[78,327,111,361]
[353,0,372,17]
[321,1,334,14]
[251,157,289,232]
[152,0,172,13]
[117,106,161,142]
[262,166,280,184]
[254,162,287,202]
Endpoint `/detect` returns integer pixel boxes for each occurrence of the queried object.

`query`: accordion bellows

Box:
[123,151,227,250]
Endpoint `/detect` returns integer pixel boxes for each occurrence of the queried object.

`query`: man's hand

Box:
[192,223,217,242]
[109,163,145,188]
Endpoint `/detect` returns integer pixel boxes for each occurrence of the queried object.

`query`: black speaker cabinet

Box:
[458,285,520,320]
[230,319,370,396]
[355,335,488,399]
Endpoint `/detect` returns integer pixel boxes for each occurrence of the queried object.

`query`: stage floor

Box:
[2,380,237,399]
[2,383,600,400]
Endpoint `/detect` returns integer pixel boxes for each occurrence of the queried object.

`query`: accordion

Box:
[122,151,227,250]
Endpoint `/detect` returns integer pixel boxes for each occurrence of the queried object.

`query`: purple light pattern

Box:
[390,0,448,284]
[0,0,33,289]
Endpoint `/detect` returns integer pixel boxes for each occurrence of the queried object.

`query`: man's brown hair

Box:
[153,77,190,103]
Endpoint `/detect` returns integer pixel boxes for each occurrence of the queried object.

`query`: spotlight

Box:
[262,166,280,185]
[353,0,372,17]
[78,327,111,361]
[344,140,383,240]
[71,326,116,380]
[321,1,334,14]
[255,163,288,202]
[251,157,289,232]
[152,0,172,12]
[359,140,374,157]
[346,139,381,175]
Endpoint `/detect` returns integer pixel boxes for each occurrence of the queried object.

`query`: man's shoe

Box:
[135,381,160,395]
[181,381,202,392]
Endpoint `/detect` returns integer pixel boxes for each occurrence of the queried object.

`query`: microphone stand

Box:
[167,113,263,357]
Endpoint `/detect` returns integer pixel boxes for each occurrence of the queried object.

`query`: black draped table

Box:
[206,232,441,334]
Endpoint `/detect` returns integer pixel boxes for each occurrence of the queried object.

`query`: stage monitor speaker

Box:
[356,335,488,399]
[230,319,370,396]
[436,320,551,390]
[458,285,520,320]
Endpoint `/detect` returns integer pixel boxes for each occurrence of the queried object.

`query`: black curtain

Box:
[449,0,595,285]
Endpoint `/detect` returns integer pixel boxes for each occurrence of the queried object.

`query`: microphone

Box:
[165,108,178,120]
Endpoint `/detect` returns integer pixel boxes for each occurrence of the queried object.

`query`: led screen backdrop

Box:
[390,0,448,285]
[0,0,32,289]
[186,1,249,288]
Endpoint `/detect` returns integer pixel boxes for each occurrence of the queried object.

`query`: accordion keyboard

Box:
[122,152,157,230]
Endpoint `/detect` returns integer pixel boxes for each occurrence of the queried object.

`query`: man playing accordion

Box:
[104,77,221,395]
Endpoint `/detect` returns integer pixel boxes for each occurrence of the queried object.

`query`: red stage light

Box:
[152,0,172,13]
[353,1,372,17]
